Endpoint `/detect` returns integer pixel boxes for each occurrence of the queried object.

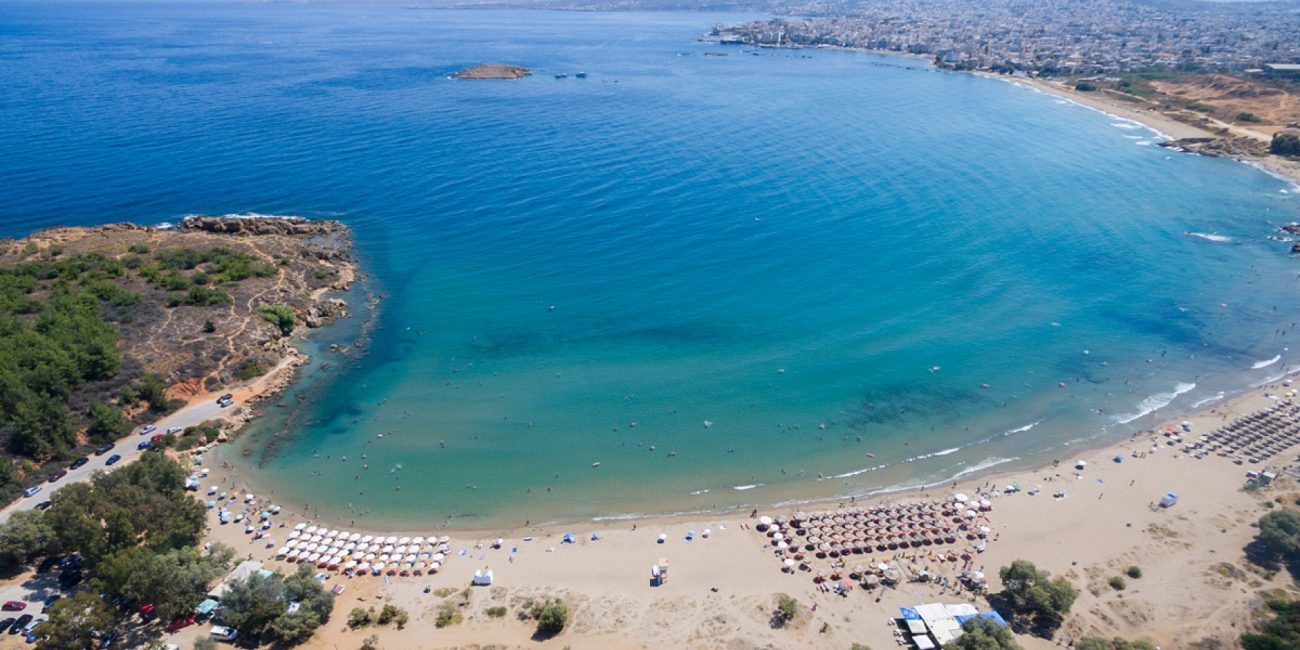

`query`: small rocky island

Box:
[452,64,531,80]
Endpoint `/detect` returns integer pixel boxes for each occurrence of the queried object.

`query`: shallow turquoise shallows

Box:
[3,3,1300,529]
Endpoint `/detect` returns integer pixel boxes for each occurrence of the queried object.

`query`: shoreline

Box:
[180,371,1300,649]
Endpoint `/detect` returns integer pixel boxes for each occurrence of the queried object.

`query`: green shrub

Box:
[359,634,379,650]
[348,607,371,628]
[256,304,296,336]
[536,600,567,636]
[486,606,507,618]
[1125,566,1142,579]
[773,593,798,627]
[434,601,462,628]
[1108,576,1126,591]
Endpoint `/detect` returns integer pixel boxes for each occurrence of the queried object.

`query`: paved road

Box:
[0,398,234,527]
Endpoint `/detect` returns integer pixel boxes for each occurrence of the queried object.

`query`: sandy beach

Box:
[1006,75,1300,188]
[139,367,1300,649]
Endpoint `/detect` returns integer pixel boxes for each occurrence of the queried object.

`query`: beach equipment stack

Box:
[1185,405,1300,464]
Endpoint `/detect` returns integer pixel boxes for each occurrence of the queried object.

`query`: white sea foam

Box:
[732,483,764,491]
[1135,140,1153,146]
[1252,354,1282,370]
[689,489,710,496]
[1185,232,1232,243]
[1002,420,1040,436]
[832,463,891,479]
[1111,121,1140,130]
[949,457,1020,480]
[590,512,644,522]
[1114,382,1196,424]
[1191,391,1227,409]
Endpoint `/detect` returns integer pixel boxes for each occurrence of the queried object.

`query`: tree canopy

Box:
[1241,598,1300,650]
[950,617,1022,650]
[34,591,116,650]
[220,564,335,645]
[993,560,1077,634]
[94,543,233,623]
[1075,637,1158,650]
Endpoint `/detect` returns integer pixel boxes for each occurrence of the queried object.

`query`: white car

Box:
[140,424,157,435]
[210,625,238,642]
[166,426,183,434]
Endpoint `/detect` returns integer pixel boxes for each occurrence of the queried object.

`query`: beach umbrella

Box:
[777,541,788,550]
[349,533,361,542]
[439,536,450,544]
[783,558,796,569]
[356,562,370,573]
[364,553,375,561]
[413,536,425,544]
[398,536,411,545]
[658,533,667,543]
[433,552,445,562]
[965,510,978,518]
[758,515,773,526]
[385,536,398,544]
[294,523,306,531]
[276,547,289,557]
[954,494,968,503]
[361,535,374,543]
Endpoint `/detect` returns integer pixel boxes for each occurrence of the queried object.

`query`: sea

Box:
[2,2,1300,530]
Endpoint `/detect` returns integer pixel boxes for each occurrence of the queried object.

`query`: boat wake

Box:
[1114,382,1196,424]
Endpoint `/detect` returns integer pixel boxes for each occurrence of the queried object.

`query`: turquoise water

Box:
[3,3,1300,529]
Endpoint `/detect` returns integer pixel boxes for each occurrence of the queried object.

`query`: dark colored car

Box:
[1,602,25,612]
[105,454,122,466]
[35,557,58,574]
[94,442,114,456]
[45,470,66,483]
[8,614,31,634]
[69,457,88,470]
[57,569,82,590]
[40,596,59,613]
[0,618,13,634]
[34,501,51,511]
[137,441,151,451]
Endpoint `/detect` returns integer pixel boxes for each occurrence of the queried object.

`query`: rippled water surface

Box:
[3,2,1299,528]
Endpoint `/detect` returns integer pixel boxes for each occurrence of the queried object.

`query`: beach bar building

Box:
[208,560,270,600]
[898,603,1007,648]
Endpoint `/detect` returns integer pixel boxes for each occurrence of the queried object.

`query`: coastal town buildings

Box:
[714,0,1300,74]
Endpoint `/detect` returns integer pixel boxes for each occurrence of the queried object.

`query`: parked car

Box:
[34,501,51,511]
[166,426,182,434]
[40,596,59,613]
[46,470,66,483]
[219,393,233,402]
[35,557,58,574]
[57,569,82,590]
[2,602,26,612]
[105,454,122,466]
[139,424,156,435]
[139,603,154,619]
[94,442,114,456]
[22,616,44,639]
[137,441,151,451]
[209,625,238,642]
[164,616,195,633]
[22,486,41,498]
[8,614,31,634]
[69,457,89,470]
[0,618,14,634]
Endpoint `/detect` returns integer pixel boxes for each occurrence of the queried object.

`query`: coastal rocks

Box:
[452,64,531,80]
[180,215,345,237]
[1159,136,1268,158]
[304,298,348,329]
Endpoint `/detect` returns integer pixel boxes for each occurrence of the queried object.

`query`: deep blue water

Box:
[3,2,1300,529]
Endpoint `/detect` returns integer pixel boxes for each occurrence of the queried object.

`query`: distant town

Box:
[712,0,1300,75]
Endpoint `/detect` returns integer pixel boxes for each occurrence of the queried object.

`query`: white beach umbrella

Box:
[965,510,978,518]
[245,493,254,501]
[271,504,282,514]
[433,552,445,562]
[344,560,357,570]
[954,494,969,503]
[364,553,375,561]
[356,562,370,573]
[394,545,406,555]
[361,535,374,543]
[412,536,425,545]
[439,536,450,544]
[306,525,318,534]
[349,533,361,542]
[398,536,411,545]
[404,554,417,563]
[288,531,299,539]
[758,515,774,526]
[295,523,307,530]
[777,541,789,550]
[276,547,289,557]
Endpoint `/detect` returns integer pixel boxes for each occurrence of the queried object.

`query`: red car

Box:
[0,602,25,612]
[139,603,154,618]
[150,434,163,443]
[164,615,195,632]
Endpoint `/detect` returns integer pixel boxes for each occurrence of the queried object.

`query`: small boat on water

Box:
[591,461,601,468]
[555,73,567,79]
[575,71,587,78]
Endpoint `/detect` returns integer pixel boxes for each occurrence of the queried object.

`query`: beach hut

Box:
[472,569,494,586]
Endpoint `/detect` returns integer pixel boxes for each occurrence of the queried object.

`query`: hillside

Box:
[0,216,356,502]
